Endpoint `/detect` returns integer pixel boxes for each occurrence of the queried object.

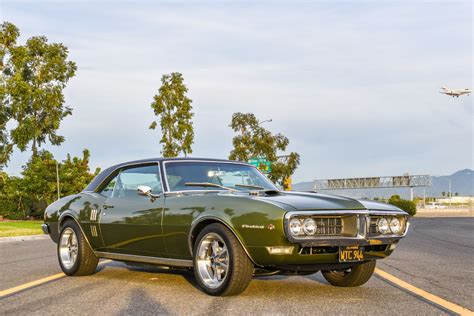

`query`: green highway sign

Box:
[248,157,271,173]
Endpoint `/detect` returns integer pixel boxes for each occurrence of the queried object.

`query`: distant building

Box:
[438,196,473,204]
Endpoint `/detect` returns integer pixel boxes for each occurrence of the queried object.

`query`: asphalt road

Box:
[0,218,473,315]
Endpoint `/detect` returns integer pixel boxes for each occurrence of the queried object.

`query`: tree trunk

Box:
[32,138,37,157]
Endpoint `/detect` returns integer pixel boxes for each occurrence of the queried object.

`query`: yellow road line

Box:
[0,260,111,299]
[375,268,473,315]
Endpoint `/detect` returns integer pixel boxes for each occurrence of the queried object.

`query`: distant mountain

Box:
[292,169,473,199]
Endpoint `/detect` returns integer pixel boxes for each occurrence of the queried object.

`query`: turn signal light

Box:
[266,246,294,255]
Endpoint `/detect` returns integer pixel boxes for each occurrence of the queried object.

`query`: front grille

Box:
[313,217,343,236]
[299,246,339,255]
[369,217,379,234]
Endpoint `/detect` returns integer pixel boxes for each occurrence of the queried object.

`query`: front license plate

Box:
[339,246,364,262]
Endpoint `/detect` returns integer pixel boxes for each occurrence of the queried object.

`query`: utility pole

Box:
[423,188,426,207]
[448,179,452,207]
[56,162,60,200]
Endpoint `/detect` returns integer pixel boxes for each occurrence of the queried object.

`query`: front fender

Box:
[44,193,105,250]
[186,195,293,266]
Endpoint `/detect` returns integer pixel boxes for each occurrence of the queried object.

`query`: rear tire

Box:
[193,223,254,296]
[58,220,99,276]
[321,260,376,287]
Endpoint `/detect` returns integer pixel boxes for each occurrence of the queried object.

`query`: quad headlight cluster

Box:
[289,218,317,236]
[376,217,402,235]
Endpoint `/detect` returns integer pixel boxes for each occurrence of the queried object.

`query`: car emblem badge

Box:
[267,224,275,230]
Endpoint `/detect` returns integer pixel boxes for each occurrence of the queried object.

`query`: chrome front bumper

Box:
[284,210,409,246]
[41,223,50,235]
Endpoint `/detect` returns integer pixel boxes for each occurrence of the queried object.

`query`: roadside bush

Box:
[0,196,46,220]
[388,195,417,216]
[0,196,19,219]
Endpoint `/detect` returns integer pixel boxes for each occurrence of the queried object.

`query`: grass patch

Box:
[0,220,43,237]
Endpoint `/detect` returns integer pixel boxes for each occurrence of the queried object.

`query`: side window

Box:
[113,164,162,198]
[100,174,118,198]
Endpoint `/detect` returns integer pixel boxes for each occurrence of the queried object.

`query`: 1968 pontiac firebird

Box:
[43,158,409,296]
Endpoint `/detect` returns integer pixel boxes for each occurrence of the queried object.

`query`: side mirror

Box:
[137,185,161,201]
[137,185,152,196]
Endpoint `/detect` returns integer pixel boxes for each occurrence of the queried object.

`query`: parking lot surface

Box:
[0,218,473,315]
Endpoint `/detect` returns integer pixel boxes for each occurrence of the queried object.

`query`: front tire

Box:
[58,220,98,276]
[321,260,376,287]
[193,223,254,296]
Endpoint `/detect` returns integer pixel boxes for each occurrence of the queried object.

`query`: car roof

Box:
[83,157,250,192]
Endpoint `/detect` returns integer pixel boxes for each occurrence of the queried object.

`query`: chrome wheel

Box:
[59,227,78,269]
[196,233,229,289]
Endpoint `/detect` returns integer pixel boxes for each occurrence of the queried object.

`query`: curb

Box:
[0,234,49,243]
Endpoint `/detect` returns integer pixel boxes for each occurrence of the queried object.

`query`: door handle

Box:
[103,204,114,209]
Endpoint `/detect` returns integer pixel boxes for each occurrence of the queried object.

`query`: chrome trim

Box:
[90,209,98,221]
[90,225,98,237]
[368,217,410,239]
[188,216,261,267]
[94,252,193,268]
[91,162,165,195]
[165,190,234,197]
[41,223,50,234]
[284,210,409,244]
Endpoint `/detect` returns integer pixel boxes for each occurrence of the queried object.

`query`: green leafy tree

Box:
[0,22,20,168]
[1,21,76,162]
[4,149,100,219]
[21,150,59,206]
[0,175,30,219]
[228,112,300,189]
[149,72,194,157]
[441,191,446,197]
[59,149,100,197]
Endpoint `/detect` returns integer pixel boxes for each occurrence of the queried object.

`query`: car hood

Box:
[254,191,402,212]
[254,191,367,210]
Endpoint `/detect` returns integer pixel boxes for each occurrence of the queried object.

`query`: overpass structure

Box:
[313,174,432,200]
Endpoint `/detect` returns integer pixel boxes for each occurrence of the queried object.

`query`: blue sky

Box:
[1,0,472,183]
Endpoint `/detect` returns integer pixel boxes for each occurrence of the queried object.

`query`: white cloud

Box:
[3,0,473,182]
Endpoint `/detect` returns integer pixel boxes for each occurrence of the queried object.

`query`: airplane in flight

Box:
[440,86,472,98]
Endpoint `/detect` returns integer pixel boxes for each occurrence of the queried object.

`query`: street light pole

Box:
[437,176,452,207]
[448,179,452,207]
[258,119,272,125]
[56,162,60,200]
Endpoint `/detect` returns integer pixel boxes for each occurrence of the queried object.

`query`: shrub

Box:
[388,195,417,216]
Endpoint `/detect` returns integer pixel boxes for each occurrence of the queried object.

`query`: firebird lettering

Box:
[242,224,264,229]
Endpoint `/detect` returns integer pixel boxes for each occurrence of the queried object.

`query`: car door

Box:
[98,163,166,257]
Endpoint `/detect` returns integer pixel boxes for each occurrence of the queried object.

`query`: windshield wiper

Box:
[184,182,237,192]
[235,184,265,190]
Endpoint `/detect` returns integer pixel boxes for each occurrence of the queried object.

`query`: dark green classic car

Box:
[43,158,409,296]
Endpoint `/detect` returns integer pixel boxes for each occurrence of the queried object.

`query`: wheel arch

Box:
[58,212,94,252]
[188,216,260,267]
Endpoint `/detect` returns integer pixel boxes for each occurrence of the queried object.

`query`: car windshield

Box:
[164,161,278,192]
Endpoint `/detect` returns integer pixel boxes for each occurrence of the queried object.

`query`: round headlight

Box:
[289,218,303,236]
[377,218,390,234]
[390,217,401,234]
[303,218,317,235]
